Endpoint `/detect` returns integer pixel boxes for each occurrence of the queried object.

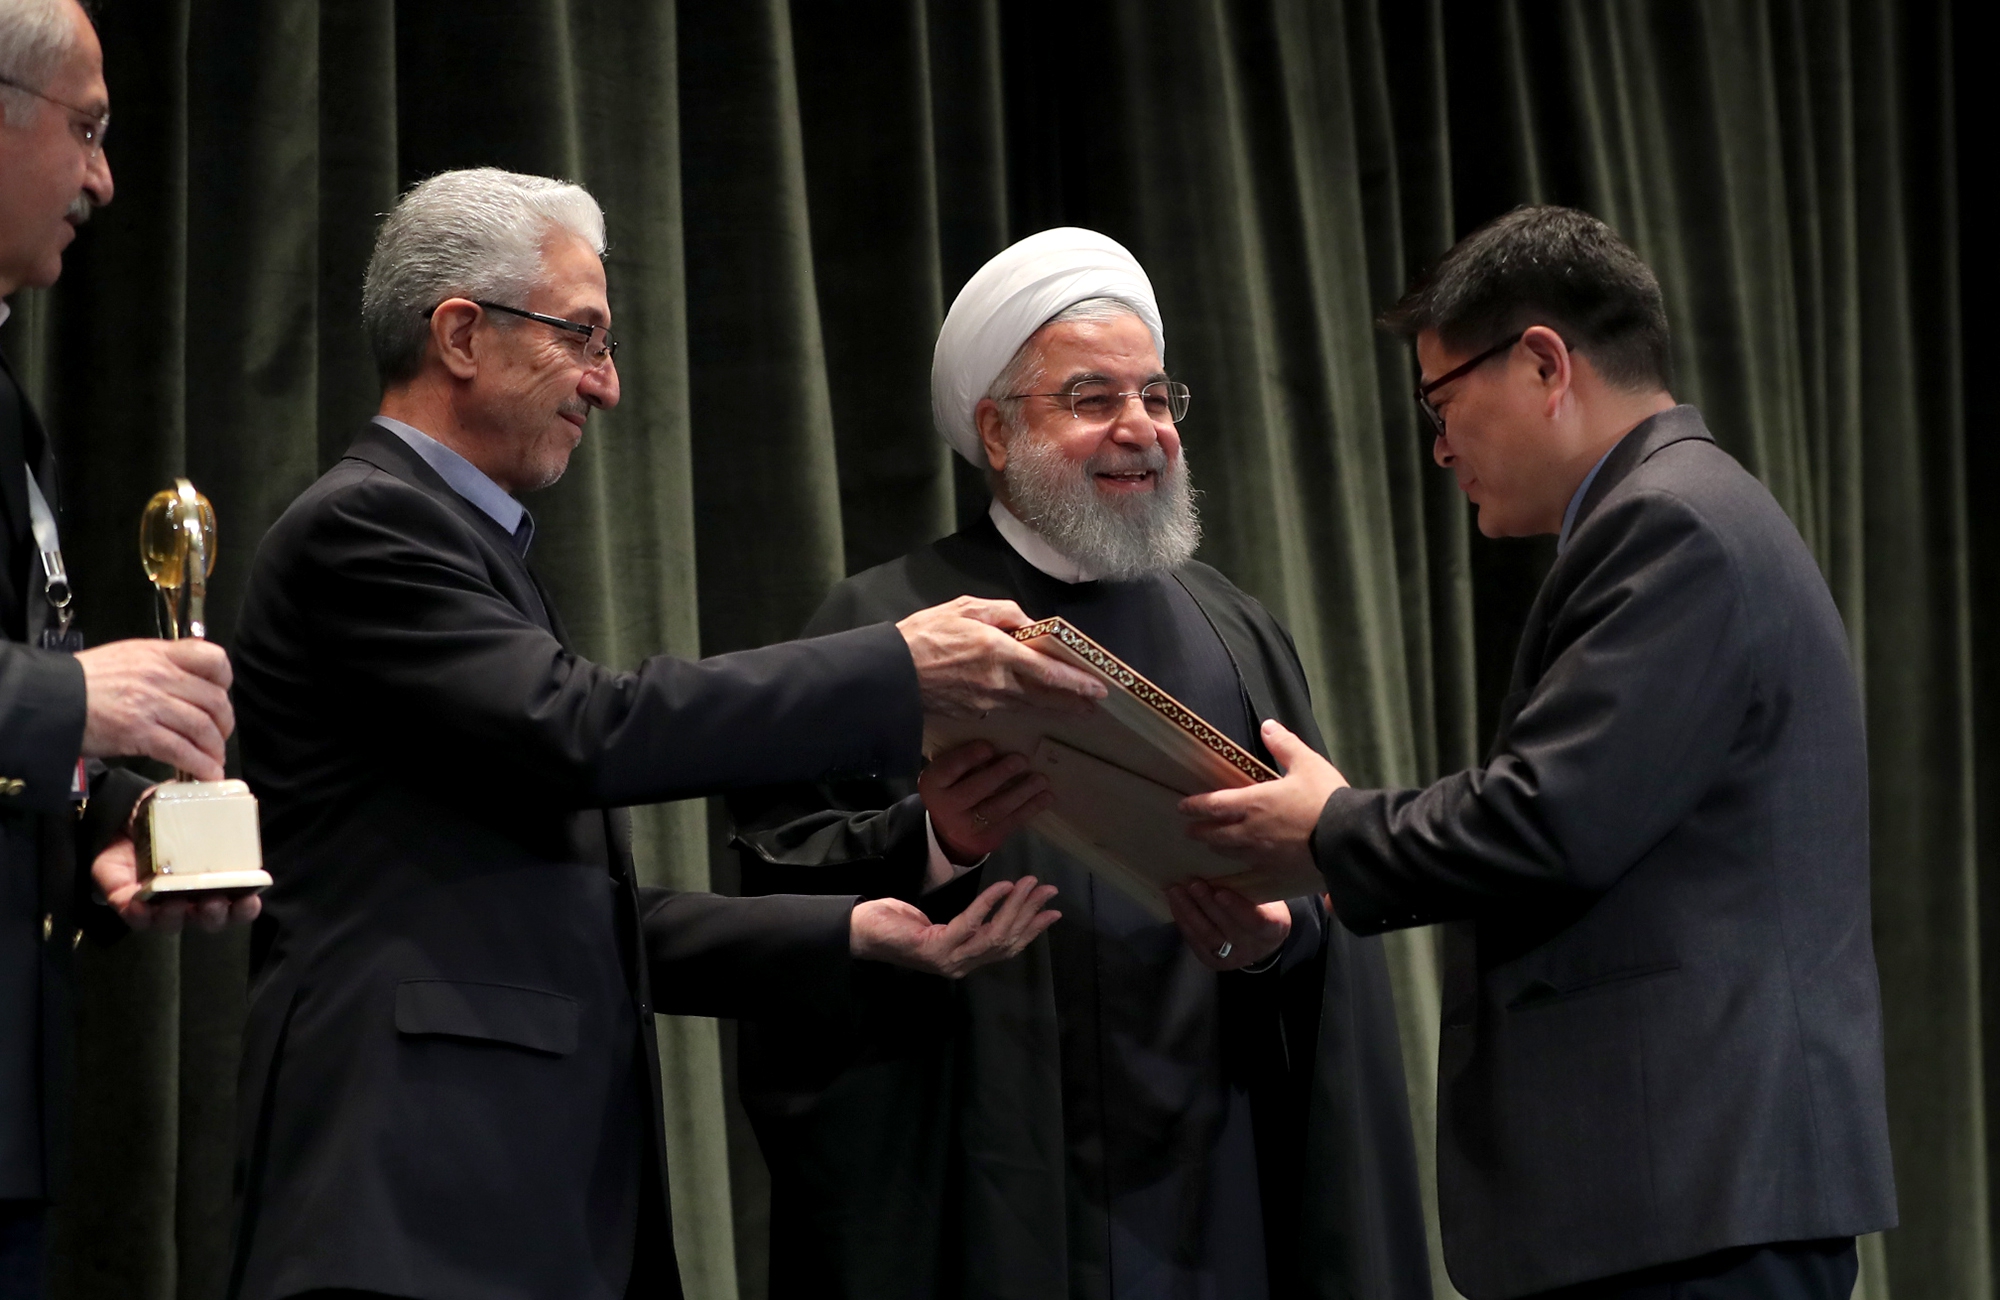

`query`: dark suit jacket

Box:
[226,424,925,1300]
[1314,406,1896,1298]
[0,348,150,1203]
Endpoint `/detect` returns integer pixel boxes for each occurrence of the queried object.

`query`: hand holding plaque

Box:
[131,479,271,901]
[923,618,1323,920]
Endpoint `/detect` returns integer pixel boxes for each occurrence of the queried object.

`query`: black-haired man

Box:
[1185,206,1896,1299]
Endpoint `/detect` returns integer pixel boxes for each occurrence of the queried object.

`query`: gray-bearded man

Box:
[728,228,1432,1300]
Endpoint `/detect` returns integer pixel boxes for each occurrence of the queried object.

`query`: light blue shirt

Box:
[373,415,534,555]
[1556,445,1616,555]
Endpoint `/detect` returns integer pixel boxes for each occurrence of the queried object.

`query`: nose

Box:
[580,356,620,410]
[1108,393,1160,448]
[1432,431,1454,468]
[86,146,113,206]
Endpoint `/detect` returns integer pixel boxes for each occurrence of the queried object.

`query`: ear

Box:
[1520,324,1572,417]
[429,299,484,381]
[973,398,1012,473]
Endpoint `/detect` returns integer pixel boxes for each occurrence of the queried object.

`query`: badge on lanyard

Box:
[25,466,89,805]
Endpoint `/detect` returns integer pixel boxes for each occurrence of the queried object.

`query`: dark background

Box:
[0,1,1982,1296]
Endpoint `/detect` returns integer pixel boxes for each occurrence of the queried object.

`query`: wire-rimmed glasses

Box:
[0,74,110,158]
[1005,379,1191,425]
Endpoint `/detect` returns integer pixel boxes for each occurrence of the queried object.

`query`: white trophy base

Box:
[136,869,273,900]
[136,779,271,900]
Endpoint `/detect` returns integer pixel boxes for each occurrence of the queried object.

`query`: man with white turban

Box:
[729,229,1433,1300]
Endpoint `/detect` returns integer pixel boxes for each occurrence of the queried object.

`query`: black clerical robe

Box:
[727,514,1432,1300]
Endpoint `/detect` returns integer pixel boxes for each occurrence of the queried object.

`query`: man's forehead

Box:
[1035,315,1163,374]
[1415,330,1469,383]
[1051,364,1170,387]
[534,233,610,317]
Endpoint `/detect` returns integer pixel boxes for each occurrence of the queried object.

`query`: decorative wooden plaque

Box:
[923,618,1321,918]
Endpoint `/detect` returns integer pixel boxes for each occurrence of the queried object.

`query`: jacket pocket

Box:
[394,979,579,1056]
[1505,960,1681,1012]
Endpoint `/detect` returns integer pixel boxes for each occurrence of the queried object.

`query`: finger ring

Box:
[1215,941,1233,960]
[971,812,989,830]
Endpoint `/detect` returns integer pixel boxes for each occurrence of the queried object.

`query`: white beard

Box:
[1000,434,1202,580]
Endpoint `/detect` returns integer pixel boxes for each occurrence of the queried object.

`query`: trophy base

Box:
[137,779,267,900]
[135,869,273,902]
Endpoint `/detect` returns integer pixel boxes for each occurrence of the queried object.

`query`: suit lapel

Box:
[0,350,62,647]
[341,424,557,636]
[0,351,29,551]
[23,424,58,650]
[340,426,630,904]
[1499,405,1719,745]
[0,352,30,632]
[1566,404,1714,540]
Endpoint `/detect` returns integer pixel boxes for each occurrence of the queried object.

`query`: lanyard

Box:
[23,464,74,638]
[24,464,88,804]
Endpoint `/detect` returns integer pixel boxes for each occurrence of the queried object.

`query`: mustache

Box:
[66,193,94,224]
[557,398,590,423]
[1085,444,1169,476]
[1001,433,1201,580]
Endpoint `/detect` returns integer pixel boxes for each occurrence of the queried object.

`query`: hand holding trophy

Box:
[129,479,271,901]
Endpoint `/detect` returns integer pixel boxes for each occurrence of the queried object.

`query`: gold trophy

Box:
[132,479,271,900]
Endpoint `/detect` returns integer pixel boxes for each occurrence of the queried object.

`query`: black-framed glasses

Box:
[425,300,619,365]
[0,74,110,158]
[1005,379,1191,425]
[474,300,619,364]
[1414,330,1525,437]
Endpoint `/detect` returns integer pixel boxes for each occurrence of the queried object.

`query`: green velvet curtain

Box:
[0,1,1975,1296]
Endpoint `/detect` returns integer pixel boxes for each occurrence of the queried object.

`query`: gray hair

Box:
[985,296,1145,437]
[0,0,83,124]
[361,167,607,385]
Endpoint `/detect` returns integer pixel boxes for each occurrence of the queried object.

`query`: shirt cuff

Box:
[924,813,987,892]
[1231,894,1328,975]
[1239,945,1284,975]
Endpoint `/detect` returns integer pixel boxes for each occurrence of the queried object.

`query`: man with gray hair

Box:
[3,1,251,1289]
[728,228,1432,1299]
[225,169,1103,1300]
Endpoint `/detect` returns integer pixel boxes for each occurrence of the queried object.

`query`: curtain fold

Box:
[0,2,1974,1297]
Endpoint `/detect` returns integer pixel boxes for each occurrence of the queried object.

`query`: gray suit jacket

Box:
[1314,406,1896,1298]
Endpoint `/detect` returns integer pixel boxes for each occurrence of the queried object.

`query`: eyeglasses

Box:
[1414,330,1525,437]
[475,300,619,365]
[0,74,110,158]
[1004,380,1191,425]
[426,300,619,365]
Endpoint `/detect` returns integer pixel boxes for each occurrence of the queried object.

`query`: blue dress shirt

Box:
[372,415,534,555]
[1557,444,1616,555]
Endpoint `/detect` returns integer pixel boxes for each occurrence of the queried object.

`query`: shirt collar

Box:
[0,300,11,329]
[373,415,534,555]
[988,497,1102,584]
[1556,444,1617,555]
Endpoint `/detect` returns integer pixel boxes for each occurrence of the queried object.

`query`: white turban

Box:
[930,227,1165,467]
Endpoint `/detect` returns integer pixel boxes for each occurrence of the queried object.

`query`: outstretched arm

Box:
[640,879,1059,1021]
[1185,492,1751,933]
